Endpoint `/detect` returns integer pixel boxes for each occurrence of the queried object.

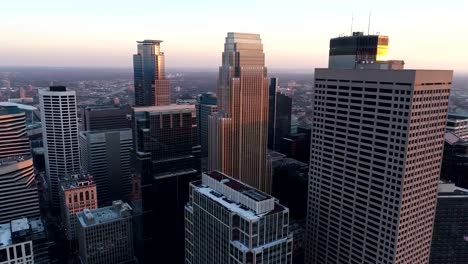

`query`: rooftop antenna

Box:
[367,10,372,35]
[350,12,354,35]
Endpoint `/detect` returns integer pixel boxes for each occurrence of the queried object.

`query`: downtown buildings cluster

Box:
[0,30,465,264]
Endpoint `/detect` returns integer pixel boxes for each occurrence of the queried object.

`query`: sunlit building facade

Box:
[209,32,271,193]
[39,86,80,207]
[60,175,97,241]
[305,68,452,264]
[133,40,170,107]
[328,32,389,69]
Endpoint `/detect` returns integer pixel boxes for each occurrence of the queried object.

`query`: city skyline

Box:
[1,0,467,72]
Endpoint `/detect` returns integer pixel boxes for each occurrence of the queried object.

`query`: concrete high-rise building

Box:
[268,78,292,151]
[79,129,132,205]
[0,106,40,224]
[185,171,293,264]
[59,175,97,241]
[133,40,170,107]
[328,32,389,69]
[429,182,468,264]
[196,92,217,170]
[133,104,201,263]
[81,105,131,131]
[39,86,80,207]
[76,200,134,264]
[209,32,270,192]
[0,217,50,264]
[305,67,452,263]
[446,114,468,140]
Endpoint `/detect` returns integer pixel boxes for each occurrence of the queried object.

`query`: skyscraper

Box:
[196,92,217,170]
[0,106,40,223]
[81,105,131,131]
[39,86,80,207]
[76,201,134,264]
[59,174,97,241]
[208,32,270,192]
[133,104,201,263]
[268,77,292,151]
[133,40,170,107]
[430,182,468,264]
[185,171,294,264]
[79,129,133,205]
[328,31,389,69]
[305,66,452,263]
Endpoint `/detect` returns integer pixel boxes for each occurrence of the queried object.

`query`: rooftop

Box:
[61,174,95,190]
[438,182,468,197]
[0,102,37,111]
[0,217,45,248]
[11,218,29,233]
[448,114,468,121]
[137,39,163,44]
[0,224,11,248]
[133,104,195,114]
[0,156,30,167]
[445,132,463,145]
[193,171,287,219]
[49,86,66,92]
[77,200,132,227]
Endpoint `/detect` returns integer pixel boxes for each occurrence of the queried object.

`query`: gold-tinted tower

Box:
[208,32,271,193]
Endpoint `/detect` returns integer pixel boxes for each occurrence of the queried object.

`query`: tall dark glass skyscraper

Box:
[268,77,292,150]
[132,105,201,263]
[196,92,217,170]
[329,32,389,69]
[133,40,170,106]
[209,32,271,193]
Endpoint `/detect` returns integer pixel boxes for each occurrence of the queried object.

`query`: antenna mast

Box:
[368,10,372,35]
[351,12,354,35]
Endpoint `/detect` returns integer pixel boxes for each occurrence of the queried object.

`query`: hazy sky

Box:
[1,0,467,72]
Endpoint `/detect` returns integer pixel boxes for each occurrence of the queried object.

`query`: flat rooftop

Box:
[137,39,163,44]
[0,224,11,248]
[0,102,37,111]
[77,201,132,227]
[133,104,195,113]
[207,171,268,198]
[61,175,95,190]
[448,114,468,121]
[195,171,287,219]
[0,156,31,167]
[11,218,29,233]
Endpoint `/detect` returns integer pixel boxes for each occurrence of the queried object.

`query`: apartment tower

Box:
[39,86,80,207]
[0,106,40,223]
[133,40,170,106]
[208,32,270,192]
